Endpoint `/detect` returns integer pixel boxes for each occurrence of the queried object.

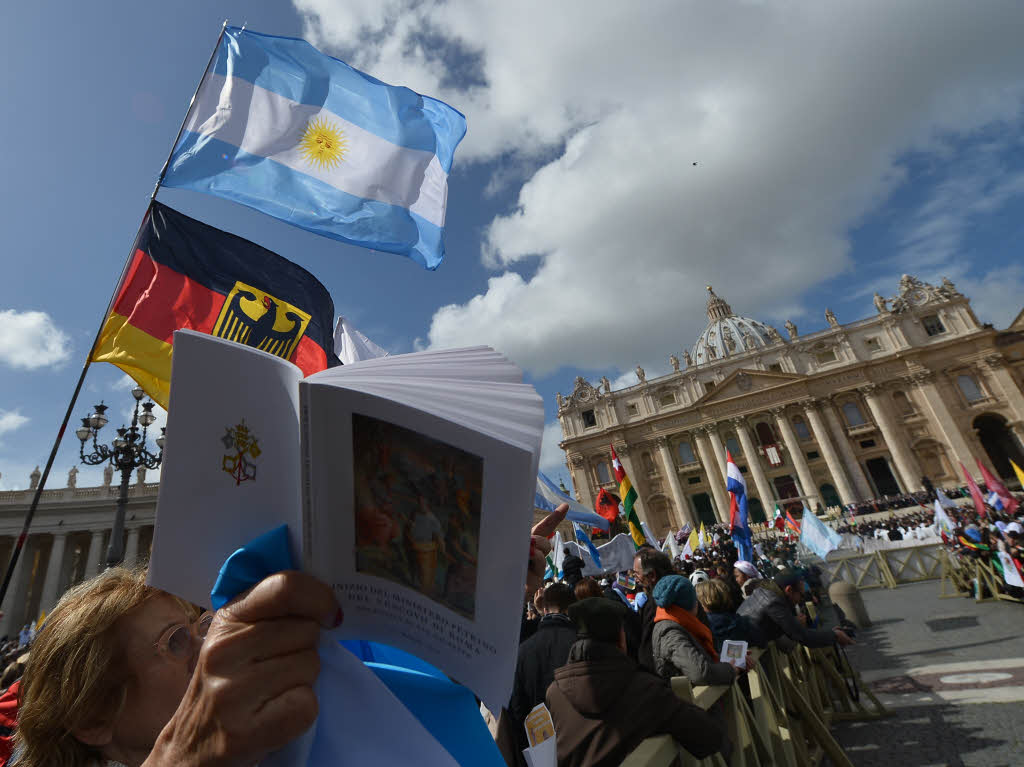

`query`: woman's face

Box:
[106,596,200,763]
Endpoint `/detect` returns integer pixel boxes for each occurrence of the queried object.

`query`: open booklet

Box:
[148,330,544,710]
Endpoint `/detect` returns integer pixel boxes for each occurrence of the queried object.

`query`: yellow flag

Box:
[1011,459,1024,489]
[688,529,700,553]
[35,610,46,631]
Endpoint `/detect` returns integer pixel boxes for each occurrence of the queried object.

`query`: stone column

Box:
[83,529,106,578]
[732,418,775,512]
[705,426,729,484]
[821,401,874,499]
[803,400,856,504]
[0,537,36,637]
[860,385,923,492]
[613,444,650,527]
[982,354,1024,422]
[124,527,141,568]
[912,373,980,471]
[655,437,693,528]
[773,408,821,508]
[568,455,593,511]
[694,428,729,522]
[38,533,68,614]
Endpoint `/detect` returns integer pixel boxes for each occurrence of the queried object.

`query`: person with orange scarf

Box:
[651,575,738,686]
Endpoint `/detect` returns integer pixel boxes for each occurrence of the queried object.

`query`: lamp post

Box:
[76,386,165,568]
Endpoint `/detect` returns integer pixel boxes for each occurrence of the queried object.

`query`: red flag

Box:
[594,488,621,523]
[960,462,987,518]
[976,459,1019,513]
[785,511,801,533]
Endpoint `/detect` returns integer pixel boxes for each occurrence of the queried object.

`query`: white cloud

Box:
[538,419,569,482]
[0,410,29,444]
[0,309,72,370]
[297,1,1024,376]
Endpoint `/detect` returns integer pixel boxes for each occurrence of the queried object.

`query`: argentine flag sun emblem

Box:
[299,117,347,170]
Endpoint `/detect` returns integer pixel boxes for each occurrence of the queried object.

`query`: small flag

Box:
[594,488,621,524]
[573,522,603,570]
[960,463,988,518]
[1010,459,1024,490]
[665,529,681,559]
[698,522,708,550]
[784,511,801,534]
[535,473,610,531]
[976,459,1019,513]
[935,488,958,510]
[163,27,466,270]
[687,528,700,554]
[91,203,339,408]
[773,505,785,531]
[725,451,753,562]
[798,511,842,559]
[640,521,662,550]
[611,445,645,548]
[986,491,1005,512]
[933,500,955,535]
[997,551,1024,589]
[334,316,388,364]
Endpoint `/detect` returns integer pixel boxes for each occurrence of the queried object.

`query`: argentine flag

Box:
[535,472,610,531]
[726,451,753,562]
[163,27,466,270]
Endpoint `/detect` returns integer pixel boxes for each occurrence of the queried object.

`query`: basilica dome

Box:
[690,287,780,365]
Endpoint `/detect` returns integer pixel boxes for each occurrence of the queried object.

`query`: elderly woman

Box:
[15,566,338,767]
[651,575,736,686]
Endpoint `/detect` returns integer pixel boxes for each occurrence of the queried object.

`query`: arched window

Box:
[791,416,811,440]
[892,390,914,415]
[725,434,742,455]
[957,375,984,403]
[755,421,776,446]
[595,461,611,484]
[677,441,696,464]
[842,402,866,427]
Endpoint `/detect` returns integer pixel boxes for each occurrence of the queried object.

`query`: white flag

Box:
[933,500,955,535]
[997,551,1024,589]
[641,521,662,550]
[333,316,389,364]
[935,488,957,510]
[666,529,681,559]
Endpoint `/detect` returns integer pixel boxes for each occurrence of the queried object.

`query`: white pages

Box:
[149,330,544,711]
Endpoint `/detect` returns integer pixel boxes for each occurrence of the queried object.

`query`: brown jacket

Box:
[545,639,726,767]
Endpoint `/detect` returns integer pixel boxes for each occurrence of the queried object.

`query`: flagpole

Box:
[0,21,230,615]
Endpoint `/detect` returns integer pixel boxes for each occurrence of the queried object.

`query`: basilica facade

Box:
[557,276,1024,536]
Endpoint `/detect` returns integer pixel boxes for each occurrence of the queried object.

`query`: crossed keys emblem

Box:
[221,420,261,486]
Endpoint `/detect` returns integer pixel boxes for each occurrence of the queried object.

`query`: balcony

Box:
[845,422,877,437]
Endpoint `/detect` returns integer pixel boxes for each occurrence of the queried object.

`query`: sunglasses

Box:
[156,612,215,660]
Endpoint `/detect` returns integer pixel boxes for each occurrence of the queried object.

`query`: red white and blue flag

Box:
[726,451,753,562]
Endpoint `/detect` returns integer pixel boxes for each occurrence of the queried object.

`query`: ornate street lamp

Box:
[77,385,165,568]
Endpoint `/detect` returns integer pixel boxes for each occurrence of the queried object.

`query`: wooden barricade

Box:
[939,550,1024,604]
[622,640,885,767]
[879,544,944,584]
[823,551,896,590]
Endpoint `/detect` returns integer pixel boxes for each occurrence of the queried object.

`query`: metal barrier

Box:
[818,543,945,590]
[622,640,886,767]
[939,549,1024,604]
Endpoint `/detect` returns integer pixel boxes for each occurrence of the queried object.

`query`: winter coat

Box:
[546,639,726,767]
[562,554,586,586]
[736,586,835,648]
[705,610,768,651]
[508,613,578,731]
[651,619,736,686]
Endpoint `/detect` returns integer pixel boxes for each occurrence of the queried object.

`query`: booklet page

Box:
[300,382,539,711]
[148,330,305,607]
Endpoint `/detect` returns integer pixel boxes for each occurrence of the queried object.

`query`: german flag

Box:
[91,202,339,408]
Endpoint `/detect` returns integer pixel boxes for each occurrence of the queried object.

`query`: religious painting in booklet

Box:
[147,330,544,709]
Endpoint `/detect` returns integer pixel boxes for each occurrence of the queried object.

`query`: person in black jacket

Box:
[632,548,675,671]
[737,570,854,649]
[508,582,578,760]
[562,547,586,587]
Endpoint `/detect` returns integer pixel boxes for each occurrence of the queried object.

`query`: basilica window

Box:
[892,390,915,415]
[677,441,697,464]
[842,402,867,427]
[581,409,597,428]
[791,416,811,440]
[704,381,716,392]
[755,421,777,446]
[768,363,783,372]
[957,375,985,403]
[659,392,676,406]
[725,435,742,455]
[864,337,883,352]
[626,403,639,416]
[595,461,611,484]
[815,349,837,364]
[922,314,946,337]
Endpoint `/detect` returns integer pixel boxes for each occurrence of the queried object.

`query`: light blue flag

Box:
[535,472,610,531]
[573,522,603,569]
[163,26,467,270]
[799,508,842,559]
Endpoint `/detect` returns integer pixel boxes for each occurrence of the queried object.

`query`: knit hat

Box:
[652,574,697,611]
[568,597,629,643]
[733,560,760,580]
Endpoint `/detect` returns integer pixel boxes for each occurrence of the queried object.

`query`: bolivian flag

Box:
[91,202,339,408]
[610,444,644,548]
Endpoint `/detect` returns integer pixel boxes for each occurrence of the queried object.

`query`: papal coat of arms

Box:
[221,420,261,485]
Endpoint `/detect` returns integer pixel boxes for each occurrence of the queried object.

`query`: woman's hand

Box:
[145,571,340,767]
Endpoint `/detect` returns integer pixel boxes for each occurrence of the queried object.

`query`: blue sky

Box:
[2,0,1024,492]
